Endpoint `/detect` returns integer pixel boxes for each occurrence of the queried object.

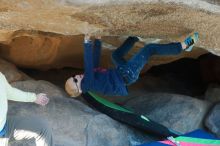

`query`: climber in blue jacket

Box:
[65,33,199,97]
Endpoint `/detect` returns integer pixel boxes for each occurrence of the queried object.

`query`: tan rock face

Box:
[0,35,85,69]
[0,1,219,70]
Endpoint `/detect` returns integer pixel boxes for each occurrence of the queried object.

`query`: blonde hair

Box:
[65,77,81,98]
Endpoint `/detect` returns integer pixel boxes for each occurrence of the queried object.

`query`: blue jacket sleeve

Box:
[93,39,102,68]
[84,42,94,83]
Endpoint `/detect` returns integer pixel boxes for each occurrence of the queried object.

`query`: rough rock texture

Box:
[0,35,86,69]
[125,93,210,133]
[205,103,220,137]
[0,34,208,70]
[8,80,149,146]
[0,58,29,82]
[0,0,219,69]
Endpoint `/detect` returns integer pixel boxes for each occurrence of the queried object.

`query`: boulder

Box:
[0,58,29,82]
[8,80,149,146]
[0,0,219,69]
[125,92,210,133]
[205,103,220,137]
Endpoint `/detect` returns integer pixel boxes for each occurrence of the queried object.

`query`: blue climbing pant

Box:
[112,36,182,85]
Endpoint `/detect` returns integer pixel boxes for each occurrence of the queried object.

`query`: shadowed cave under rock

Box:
[20,53,220,104]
